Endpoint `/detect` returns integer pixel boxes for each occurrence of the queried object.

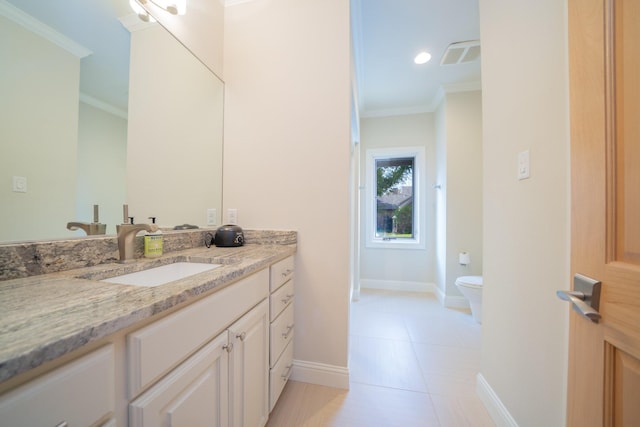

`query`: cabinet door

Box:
[129,333,229,427]
[0,345,114,427]
[228,299,269,427]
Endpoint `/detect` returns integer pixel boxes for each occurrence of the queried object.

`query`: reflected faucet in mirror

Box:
[66,222,107,236]
[66,205,106,236]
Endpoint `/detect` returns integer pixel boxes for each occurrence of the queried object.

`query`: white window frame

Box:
[365,146,426,249]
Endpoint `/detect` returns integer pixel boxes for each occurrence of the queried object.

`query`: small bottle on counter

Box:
[144,217,163,258]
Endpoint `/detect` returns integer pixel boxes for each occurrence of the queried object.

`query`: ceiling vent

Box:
[440,40,481,65]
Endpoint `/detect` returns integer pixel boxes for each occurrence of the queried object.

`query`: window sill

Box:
[365,239,425,250]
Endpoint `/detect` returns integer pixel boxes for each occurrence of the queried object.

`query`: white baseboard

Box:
[360,279,434,293]
[290,359,350,390]
[434,286,470,309]
[476,373,519,427]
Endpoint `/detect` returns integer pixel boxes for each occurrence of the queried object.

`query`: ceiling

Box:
[5,0,481,119]
[351,0,481,118]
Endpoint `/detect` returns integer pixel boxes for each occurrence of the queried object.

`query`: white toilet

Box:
[455,276,483,323]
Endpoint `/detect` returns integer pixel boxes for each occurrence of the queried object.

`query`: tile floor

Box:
[266,289,495,426]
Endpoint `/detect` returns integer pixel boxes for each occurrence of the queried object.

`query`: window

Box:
[365,147,425,249]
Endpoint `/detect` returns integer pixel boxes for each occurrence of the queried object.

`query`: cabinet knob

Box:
[236,331,247,341]
[222,343,233,353]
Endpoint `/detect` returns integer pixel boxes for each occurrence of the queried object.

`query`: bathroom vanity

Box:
[0,229,296,426]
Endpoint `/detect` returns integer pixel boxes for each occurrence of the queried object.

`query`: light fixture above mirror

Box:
[130,0,186,22]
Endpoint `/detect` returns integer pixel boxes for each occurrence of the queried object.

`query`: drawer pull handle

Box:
[281,364,293,381]
[281,269,294,277]
[281,294,294,304]
[56,422,68,427]
[282,324,294,339]
[236,331,247,341]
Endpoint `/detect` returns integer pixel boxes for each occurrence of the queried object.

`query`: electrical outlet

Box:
[12,176,27,193]
[227,208,238,225]
[207,208,217,226]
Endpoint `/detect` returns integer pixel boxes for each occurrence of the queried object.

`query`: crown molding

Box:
[429,81,482,111]
[80,93,128,120]
[0,0,91,58]
[360,105,432,118]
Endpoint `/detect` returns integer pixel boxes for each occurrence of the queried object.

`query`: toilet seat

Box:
[455,275,483,288]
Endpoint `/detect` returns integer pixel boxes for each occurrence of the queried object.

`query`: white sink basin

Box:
[101,262,221,287]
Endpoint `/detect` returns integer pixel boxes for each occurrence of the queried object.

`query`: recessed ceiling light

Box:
[414,51,432,65]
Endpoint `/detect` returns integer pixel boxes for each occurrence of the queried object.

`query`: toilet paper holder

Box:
[459,252,471,266]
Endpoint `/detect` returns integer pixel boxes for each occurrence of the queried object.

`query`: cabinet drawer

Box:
[128,269,269,397]
[269,339,293,411]
[0,345,115,427]
[270,278,294,321]
[270,302,294,366]
[269,256,294,292]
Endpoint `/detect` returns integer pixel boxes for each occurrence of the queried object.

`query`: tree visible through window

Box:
[375,157,414,239]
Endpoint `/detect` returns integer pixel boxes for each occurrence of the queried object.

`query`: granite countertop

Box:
[0,243,296,384]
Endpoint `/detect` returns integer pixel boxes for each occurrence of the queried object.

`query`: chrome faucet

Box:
[117,223,159,262]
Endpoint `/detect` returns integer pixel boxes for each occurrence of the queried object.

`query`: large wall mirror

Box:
[0,0,224,243]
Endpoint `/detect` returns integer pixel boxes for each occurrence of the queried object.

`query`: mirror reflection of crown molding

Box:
[0,0,91,57]
[80,93,128,120]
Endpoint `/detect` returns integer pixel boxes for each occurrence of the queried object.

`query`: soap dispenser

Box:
[144,217,163,258]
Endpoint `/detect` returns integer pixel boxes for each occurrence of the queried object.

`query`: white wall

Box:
[443,91,483,297]
[0,15,79,242]
[223,0,351,386]
[76,102,127,235]
[359,113,436,290]
[478,0,569,425]
[433,91,483,304]
[127,24,224,228]
[434,100,447,295]
[138,0,225,79]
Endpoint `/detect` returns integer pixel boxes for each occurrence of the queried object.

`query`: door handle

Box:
[556,273,602,323]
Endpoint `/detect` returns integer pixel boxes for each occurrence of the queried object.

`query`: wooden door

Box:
[568,0,640,425]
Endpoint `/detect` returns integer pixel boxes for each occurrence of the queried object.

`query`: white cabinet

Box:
[228,299,269,427]
[129,270,270,427]
[268,256,295,411]
[0,344,115,427]
[129,333,230,427]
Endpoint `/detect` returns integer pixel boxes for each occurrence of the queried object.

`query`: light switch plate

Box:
[12,176,27,193]
[518,150,530,180]
[207,208,217,226]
